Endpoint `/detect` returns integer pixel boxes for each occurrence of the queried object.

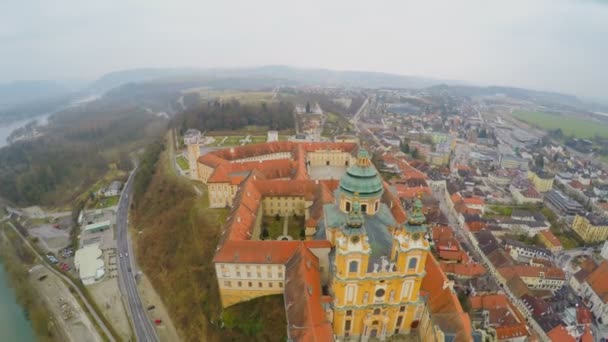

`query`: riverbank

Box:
[0,226,59,342]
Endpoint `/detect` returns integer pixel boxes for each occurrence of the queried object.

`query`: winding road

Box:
[115,168,159,342]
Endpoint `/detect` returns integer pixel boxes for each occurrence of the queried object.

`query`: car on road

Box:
[125,252,129,257]
[154,319,162,325]
[119,253,123,258]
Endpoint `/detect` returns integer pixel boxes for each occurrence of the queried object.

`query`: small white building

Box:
[601,241,608,260]
[267,130,279,142]
[74,244,105,285]
[103,181,123,197]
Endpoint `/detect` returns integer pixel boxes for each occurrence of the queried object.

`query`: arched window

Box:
[373,308,381,315]
[408,258,418,270]
[349,260,359,273]
[345,201,351,212]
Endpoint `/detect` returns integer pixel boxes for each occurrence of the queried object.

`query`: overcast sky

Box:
[1,0,607,99]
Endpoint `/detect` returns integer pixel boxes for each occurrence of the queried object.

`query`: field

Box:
[512,110,608,139]
[183,89,275,103]
[176,155,189,170]
[208,134,289,147]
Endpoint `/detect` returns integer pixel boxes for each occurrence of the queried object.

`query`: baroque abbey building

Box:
[187,135,472,341]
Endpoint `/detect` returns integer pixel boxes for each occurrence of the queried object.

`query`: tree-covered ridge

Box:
[0,100,167,206]
[176,98,295,132]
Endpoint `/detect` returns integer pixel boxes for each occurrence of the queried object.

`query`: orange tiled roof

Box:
[462,196,485,206]
[547,325,575,342]
[497,265,565,281]
[381,182,407,224]
[580,326,593,342]
[495,325,529,340]
[539,230,561,247]
[421,255,472,341]
[585,260,608,304]
[284,244,333,342]
[440,262,486,278]
[214,240,301,263]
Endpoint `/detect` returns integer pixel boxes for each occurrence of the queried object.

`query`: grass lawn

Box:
[287,216,305,239]
[512,110,608,139]
[176,155,189,170]
[262,216,284,239]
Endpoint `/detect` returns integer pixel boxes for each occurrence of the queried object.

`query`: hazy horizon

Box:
[1,0,607,100]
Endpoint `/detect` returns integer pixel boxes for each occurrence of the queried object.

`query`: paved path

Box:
[115,168,159,342]
[6,221,116,342]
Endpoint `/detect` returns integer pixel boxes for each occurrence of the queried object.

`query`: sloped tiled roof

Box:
[585,260,608,304]
[214,240,301,264]
[546,325,575,342]
[284,244,333,342]
[420,255,472,341]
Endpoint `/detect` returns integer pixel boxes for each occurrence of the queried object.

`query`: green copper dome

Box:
[339,149,384,198]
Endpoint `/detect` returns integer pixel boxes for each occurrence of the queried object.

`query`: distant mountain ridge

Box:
[89,65,468,92]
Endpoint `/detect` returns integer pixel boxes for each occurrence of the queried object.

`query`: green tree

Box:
[400,141,410,153]
[535,155,544,169]
[412,148,420,159]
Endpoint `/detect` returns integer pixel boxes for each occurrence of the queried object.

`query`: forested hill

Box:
[0,98,168,206]
[175,98,295,132]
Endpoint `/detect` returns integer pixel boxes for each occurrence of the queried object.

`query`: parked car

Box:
[147,305,155,311]
[154,319,162,325]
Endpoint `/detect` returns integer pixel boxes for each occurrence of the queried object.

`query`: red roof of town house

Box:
[470,294,529,340]
[284,244,333,342]
[439,250,470,262]
[497,265,566,281]
[462,196,485,206]
[393,184,432,200]
[585,260,608,304]
[580,326,593,342]
[577,307,593,325]
[440,262,486,278]
[547,325,575,342]
[420,255,472,341]
[539,230,561,248]
[569,180,584,190]
[466,221,487,232]
[431,225,455,241]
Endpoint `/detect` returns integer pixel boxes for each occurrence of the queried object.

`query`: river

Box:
[0,261,36,342]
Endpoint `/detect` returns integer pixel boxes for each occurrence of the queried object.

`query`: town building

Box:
[580,261,608,326]
[469,294,529,341]
[502,238,552,261]
[544,190,584,216]
[102,180,123,197]
[571,214,608,243]
[527,169,554,193]
[601,240,608,260]
[537,230,563,253]
[183,128,203,180]
[267,130,279,142]
[497,265,565,291]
